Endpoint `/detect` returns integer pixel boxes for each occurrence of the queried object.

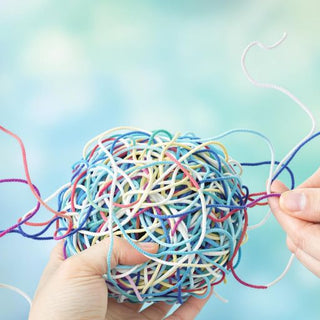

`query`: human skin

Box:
[28,237,212,320]
[268,168,320,278]
[28,167,320,320]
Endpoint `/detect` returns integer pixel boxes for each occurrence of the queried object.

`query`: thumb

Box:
[268,180,289,212]
[64,237,158,276]
[280,188,320,223]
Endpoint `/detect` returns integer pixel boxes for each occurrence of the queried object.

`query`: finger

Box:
[269,181,320,261]
[106,298,143,319]
[279,188,320,223]
[48,241,65,266]
[268,180,289,214]
[165,290,213,320]
[34,241,65,293]
[287,236,320,278]
[270,179,289,194]
[141,301,172,319]
[63,237,159,277]
[298,167,320,188]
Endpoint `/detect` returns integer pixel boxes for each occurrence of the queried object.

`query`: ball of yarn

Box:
[57,128,246,304]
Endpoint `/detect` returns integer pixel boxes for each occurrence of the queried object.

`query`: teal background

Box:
[0,1,319,319]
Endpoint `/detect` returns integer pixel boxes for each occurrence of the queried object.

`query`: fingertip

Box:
[50,240,65,263]
[112,239,158,268]
[128,242,158,265]
[267,180,289,222]
[137,242,159,254]
[279,188,320,222]
[279,190,306,213]
[286,236,296,253]
[270,180,289,194]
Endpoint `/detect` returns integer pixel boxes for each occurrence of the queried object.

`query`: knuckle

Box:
[165,316,184,320]
[50,241,64,259]
[294,232,306,252]
[293,223,314,252]
[62,255,78,270]
[60,254,88,278]
[286,237,297,253]
[312,193,320,216]
[58,258,76,277]
[305,189,320,219]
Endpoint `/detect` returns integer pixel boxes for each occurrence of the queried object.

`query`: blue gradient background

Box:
[0,1,319,319]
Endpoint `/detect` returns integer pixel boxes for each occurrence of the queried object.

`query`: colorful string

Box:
[0,129,318,304]
[0,33,318,306]
[0,125,298,304]
[59,128,257,303]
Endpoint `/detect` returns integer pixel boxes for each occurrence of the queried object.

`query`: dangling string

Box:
[0,283,32,306]
[0,33,318,306]
[0,126,73,238]
[241,32,317,288]
[241,32,316,192]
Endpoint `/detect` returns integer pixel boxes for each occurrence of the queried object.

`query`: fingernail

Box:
[137,242,158,251]
[281,191,306,212]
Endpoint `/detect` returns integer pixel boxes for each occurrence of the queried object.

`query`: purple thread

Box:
[246,193,281,208]
[0,178,41,238]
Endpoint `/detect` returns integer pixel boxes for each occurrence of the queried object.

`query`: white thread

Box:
[241,33,317,287]
[0,283,32,306]
[241,32,316,194]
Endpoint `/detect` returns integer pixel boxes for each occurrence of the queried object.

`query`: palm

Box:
[106,297,171,320]
[67,275,171,320]
[106,293,210,320]
[29,239,212,320]
[59,273,210,320]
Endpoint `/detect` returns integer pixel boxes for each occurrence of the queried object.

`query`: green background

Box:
[0,1,319,319]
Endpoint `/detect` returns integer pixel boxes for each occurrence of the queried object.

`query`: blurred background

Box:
[0,0,319,319]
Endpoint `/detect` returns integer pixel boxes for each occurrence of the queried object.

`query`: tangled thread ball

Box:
[57,128,247,304]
